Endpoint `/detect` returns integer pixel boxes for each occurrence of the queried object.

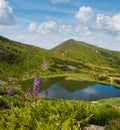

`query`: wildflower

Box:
[33,73,40,95]
[6,84,11,96]
[45,88,49,99]
[25,88,31,97]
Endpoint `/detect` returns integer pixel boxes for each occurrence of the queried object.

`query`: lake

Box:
[20,77,120,101]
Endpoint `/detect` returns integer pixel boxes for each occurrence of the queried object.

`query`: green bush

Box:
[90,104,120,126]
[106,119,120,130]
[98,75,108,81]
[0,96,9,109]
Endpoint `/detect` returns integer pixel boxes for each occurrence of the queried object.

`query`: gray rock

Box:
[82,125,106,130]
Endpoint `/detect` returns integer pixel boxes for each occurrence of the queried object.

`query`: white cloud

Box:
[37,20,56,34]
[58,25,72,34]
[96,14,112,30]
[75,6,94,23]
[75,6,120,34]
[28,22,37,32]
[28,21,57,35]
[0,0,15,25]
[95,13,120,32]
[50,0,70,4]
[112,13,120,31]
[75,25,92,36]
[28,21,73,36]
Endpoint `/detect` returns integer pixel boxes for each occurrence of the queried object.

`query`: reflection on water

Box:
[20,78,120,101]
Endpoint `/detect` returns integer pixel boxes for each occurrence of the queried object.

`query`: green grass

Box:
[98,97,120,107]
[0,97,120,130]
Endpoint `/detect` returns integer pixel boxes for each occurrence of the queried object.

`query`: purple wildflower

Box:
[33,73,40,95]
[45,88,49,99]
[6,85,11,96]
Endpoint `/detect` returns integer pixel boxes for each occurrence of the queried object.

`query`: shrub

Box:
[98,75,108,81]
[0,96,9,109]
[106,119,120,130]
[90,104,120,126]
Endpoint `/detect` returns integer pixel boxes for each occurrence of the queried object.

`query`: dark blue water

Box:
[40,80,120,101]
[20,78,120,101]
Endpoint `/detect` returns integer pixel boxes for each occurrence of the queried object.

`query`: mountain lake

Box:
[20,77,120,101]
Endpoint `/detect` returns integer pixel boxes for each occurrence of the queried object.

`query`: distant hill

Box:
[0,36,120,83]
[51,39,120,68]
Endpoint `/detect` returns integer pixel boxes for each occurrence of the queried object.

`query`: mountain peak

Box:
[65,39,75,42]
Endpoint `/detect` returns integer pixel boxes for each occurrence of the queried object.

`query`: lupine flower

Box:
[33,73,40,95]
[45,88,49,99]
[6,85,11,96]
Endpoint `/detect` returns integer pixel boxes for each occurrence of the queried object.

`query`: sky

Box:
[0,0,120,50]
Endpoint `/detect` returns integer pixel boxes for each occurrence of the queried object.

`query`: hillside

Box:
[0,36,120,86]
[0,36,49,80]
[51,39,120,68]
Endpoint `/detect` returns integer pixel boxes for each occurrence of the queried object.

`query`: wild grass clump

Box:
[90,103,120,126]
[106,119,120,130]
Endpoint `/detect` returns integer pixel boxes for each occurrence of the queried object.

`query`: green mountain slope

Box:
[0,36,49,79]
[51,39,120,68]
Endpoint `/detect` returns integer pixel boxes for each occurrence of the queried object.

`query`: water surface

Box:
[20,78,120,101]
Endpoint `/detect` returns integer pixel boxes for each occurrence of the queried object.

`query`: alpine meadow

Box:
[1,0,120,129]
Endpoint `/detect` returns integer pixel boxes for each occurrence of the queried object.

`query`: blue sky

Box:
[0,0,120,50]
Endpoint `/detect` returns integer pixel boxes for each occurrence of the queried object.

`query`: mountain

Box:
[0,36,120,84]
[51,39,120,68]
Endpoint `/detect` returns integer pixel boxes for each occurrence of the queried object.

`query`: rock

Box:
[82,125,106,130]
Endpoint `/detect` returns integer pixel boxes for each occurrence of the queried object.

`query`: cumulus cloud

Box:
[28,20,57,35]
[112,13,120,31]
[58,25,72,34]
[28,20,74,35]
[96,14,112,30]
[0,0,15,25]
[96,13,120,32]
[75,6,94,23]
[28,22,37,32]
[50,0,70,4]
[75,25,92,36]
[75,6,120,34]
[37,20,56,34]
